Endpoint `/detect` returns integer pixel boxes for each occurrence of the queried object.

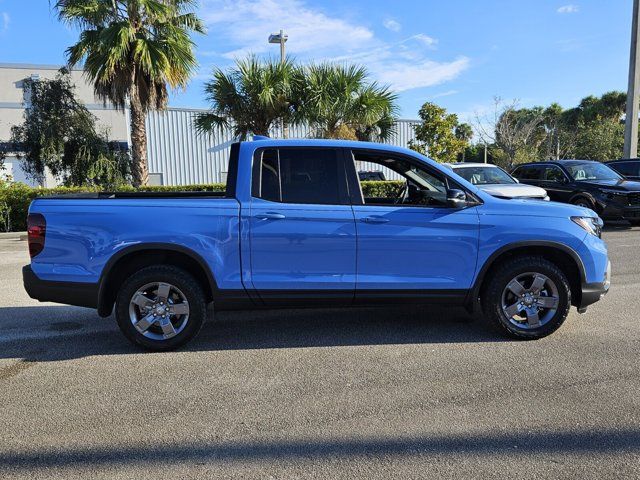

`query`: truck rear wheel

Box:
[481,256,571,339]
[115,265,207,351]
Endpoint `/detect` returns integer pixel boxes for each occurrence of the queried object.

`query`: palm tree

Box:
[296,64,398,141]
[454,123,474,161]
[195,56,299,139]
[55,0,204,186]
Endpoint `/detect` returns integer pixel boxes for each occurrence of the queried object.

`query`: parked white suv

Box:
[445,163,549,200]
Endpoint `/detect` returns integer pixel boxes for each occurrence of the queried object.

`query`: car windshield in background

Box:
[454,167,516,185]
[565,163,622,181]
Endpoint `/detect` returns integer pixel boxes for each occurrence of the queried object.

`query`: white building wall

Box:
[0,64,128,142]
[0,63,128,186]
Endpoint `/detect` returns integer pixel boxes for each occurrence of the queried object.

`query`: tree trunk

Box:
[130,100,149,187]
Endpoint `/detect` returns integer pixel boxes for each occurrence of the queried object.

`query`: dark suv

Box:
[511,160,640,223]
[606,159,640,181]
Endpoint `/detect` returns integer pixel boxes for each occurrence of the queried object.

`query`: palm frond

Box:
[194,112,229,134]
[56,0,203,111]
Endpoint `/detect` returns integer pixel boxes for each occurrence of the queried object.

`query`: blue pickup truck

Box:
[23,139,611,350]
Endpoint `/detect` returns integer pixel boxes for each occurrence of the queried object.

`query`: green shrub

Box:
[360,180,404,198]
[0,183,226,231]
[0,201,11,232]
[0,180,400,232]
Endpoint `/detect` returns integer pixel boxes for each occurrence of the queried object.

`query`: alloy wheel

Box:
[128,282,190,340]
[501,272,560,329]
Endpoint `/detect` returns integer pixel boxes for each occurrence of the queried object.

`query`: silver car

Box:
[445,163,550,200]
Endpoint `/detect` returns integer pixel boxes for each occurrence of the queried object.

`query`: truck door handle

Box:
[361,216,389,224]
[255,212,286,220]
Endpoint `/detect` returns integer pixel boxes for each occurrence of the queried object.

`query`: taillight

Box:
[27,213,46,258]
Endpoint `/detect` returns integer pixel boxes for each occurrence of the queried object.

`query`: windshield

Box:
[453,166,516,185]
[565,163,622,181]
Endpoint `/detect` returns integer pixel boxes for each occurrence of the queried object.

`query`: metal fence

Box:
[143,108,420,185]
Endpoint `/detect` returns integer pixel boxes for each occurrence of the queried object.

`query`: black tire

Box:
[571,196,595,210]
[115,265,207,351]
[481,256,571,340]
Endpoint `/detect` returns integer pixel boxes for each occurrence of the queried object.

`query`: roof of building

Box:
[0,63,83,71]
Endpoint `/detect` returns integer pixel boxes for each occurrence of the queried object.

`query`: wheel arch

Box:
[569,191,597,208]
[97,243,218,317]
[471,241,587,308]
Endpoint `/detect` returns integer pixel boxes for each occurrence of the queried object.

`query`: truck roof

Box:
[244,138,418,156]
[449,162,499,168]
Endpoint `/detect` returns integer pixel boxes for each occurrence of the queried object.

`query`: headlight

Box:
[571,216,603,238]
[598,188,627,197]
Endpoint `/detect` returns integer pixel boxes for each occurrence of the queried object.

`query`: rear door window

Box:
[253,148,348,205]
[513,165,542,180]
[542,166,566,183]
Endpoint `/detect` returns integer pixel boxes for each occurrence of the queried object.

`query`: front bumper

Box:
[23,265,98,309]
[598,202,640,221]
[578,260,611,310]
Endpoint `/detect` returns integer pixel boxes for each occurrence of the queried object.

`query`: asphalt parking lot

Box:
[0,226,639,479]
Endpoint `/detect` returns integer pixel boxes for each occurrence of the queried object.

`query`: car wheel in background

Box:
[115,265,207,351]
[482,256,571,340]
[571,196,595,210]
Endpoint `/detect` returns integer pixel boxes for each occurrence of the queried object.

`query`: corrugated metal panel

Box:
[145,108,234,185]
[144,108,420,185]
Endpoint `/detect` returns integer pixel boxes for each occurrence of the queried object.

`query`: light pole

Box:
[269,29,289,138]
[268,29,288,64]
[624,0,640,158]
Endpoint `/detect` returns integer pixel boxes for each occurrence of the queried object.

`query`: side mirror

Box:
[446,188,467,208]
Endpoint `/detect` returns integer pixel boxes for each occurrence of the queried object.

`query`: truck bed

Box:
[41,191,229,199]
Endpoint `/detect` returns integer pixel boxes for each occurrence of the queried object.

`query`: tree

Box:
[296,63,398,141]
[196,60,398,142]
[474,98,544,168]
[574,117,624,160]
[560,92,625,161]
[408,102,467,163]
[572,91,626,124]
[195,56,299,139]
[454,123,473,161]
[9,69,130,188]
[56,0,204,186]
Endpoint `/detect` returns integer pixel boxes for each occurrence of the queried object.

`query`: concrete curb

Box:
[0,231,27,241]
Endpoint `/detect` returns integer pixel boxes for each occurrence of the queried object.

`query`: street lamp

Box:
[268,29,289,138]
[268,29,288,64]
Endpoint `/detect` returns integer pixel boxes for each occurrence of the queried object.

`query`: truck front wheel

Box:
[115,265,207,351]
[481,256,571,339]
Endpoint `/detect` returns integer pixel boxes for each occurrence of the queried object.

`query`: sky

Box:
[0,0,634,122]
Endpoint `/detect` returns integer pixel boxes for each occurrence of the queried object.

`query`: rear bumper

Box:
[22,265,98,309]
[578,260,611,310]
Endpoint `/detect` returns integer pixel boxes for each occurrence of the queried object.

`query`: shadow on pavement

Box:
[0,428,638,471]
[0,304,510,362]
[603,221,635,231]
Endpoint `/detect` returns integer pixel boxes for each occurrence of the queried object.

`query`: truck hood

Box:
[478,183,548,199]
[482,197,595,219]
[578,179,640,192]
